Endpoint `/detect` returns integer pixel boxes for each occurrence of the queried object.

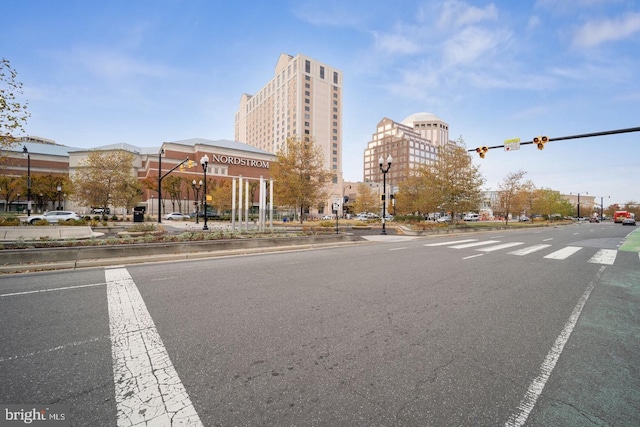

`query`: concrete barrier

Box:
[0,226,95,242]
[0,234,363,274]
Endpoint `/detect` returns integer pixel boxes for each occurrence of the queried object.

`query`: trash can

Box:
[133,211,144,223]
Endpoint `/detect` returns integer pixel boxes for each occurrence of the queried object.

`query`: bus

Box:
[614,211,632,223]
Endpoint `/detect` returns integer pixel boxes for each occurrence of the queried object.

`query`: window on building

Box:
[320,66,325,79]
[333,72,338,84]
[305,60,311,73]
[305,91,310,96]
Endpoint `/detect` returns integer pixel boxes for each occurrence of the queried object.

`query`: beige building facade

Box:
[235,53,343,214]
[363,112,449,185]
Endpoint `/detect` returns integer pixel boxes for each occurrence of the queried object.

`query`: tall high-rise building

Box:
[363,112,450,185]
[235,53,343,213]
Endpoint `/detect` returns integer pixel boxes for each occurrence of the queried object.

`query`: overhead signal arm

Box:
[468,126,640,157]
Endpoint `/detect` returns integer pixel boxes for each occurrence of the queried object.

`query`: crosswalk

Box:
[424,239,634,266]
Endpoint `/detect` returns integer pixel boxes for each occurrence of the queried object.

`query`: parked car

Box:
[355,214,369,221]
[518,216,530,222]
[621,217,636,226]
[25,210,81,225]
[163,212,190,220]
[91,207,110,214]
[463,213,480,221]
[321,215,334,220]
[437,215,452,223]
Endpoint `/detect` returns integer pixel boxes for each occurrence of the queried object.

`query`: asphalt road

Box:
[1,222,639,426]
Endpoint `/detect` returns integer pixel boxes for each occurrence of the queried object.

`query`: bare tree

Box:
[0,59,30,158]
[497,170,527,225]
[71,150,138,216]
[397,139,484,222]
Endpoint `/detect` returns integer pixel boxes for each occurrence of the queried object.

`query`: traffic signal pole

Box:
[157,156,194,223]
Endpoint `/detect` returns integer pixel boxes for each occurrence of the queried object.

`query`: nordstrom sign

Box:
[210,154,270,169]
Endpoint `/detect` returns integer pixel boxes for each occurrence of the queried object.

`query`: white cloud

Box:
[372,30,423,55]
[438,0,498,29]
[442,26,507,67]
[572,12,640,47]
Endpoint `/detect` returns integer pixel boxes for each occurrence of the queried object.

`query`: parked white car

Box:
[164,212,190,220]
[463,213,480,221]
[25,210,81,225]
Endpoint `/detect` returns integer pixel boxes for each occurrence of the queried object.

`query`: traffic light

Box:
[179,164,185,172]
[188,160,197,168]
[534,136,548,150]
[475,146,489,158]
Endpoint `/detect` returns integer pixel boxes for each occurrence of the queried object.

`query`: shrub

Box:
[0,216,20,226]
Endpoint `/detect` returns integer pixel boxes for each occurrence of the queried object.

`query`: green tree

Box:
[71,150,137,216]
[271,137,332,223]
[1,59,30,157]
[532,188,572,221]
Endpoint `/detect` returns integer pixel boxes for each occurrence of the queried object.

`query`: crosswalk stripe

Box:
[544,246,583,260]
[588,249,617,265]
[477,242,524,252]
[508,244,552,256]
[424,239,477,246]
[106,267,203,426]
[450,240,500,249]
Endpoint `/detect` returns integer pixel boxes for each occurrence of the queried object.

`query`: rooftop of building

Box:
[7,137,273,158]
[401,112,445,125]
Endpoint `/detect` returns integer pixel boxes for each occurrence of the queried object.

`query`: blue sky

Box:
[3,0,639,207]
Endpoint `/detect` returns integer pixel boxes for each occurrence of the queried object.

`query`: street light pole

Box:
[158,148,164,224]
[200,155,209,231]
[378,154,393,235]
[599,195,610,221]
[57,185,62,210]
[22,146,31,217]
[570,192,588,218]
[192,180,202,224]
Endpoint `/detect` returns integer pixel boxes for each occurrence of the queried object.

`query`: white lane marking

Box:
[505,266,605,427]
[588,249,617,265]
[450,240,500,249]
[508,244,552,256]
[543,246,583,260]
[106,267,203,427]
[477,242,524,252]
[389,247,408,251]
[463,254,484,259]
[424,239,477,246]
[0,282,106,298]
[543,238,553,242]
